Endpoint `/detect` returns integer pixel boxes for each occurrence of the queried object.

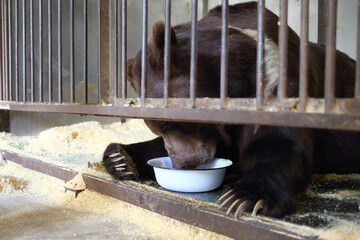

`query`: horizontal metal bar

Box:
[1,150,77,181]
[0,98,359,131]
[1,149,317,240]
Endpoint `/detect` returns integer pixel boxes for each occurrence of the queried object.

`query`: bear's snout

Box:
[169,143,215,169]
[162,133,216,169]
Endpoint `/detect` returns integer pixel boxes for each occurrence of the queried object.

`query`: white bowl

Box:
[147,157,233,193]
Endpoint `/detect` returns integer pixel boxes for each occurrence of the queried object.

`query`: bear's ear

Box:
[149,21,177,70]
[126,58,141,94]
[127,58,135,79]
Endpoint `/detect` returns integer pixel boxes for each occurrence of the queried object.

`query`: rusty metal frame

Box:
[1,149,319,240]
[0,97,359,131]
[0,0,359,238]
[0,0,358,131]
[0,0,360,130]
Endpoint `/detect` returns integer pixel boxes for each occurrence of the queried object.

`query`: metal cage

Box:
[0,0,359,131]
[0,1,359,239]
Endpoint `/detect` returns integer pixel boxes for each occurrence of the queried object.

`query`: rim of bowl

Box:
[147,158,233,171]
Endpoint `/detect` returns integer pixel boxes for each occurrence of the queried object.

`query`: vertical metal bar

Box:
[164,0,171,107]
[324,0,337,111]
[84,0,87,104]
[318,0,327,45]
[58,0,62,103]
[114,0,118,99]
[70,0,74,103]
[0,0,2,101]
[15,0,19,101]
[1,0,4,101]
[121,0,127,102]
[4,0,8,101]
[22,0,25,102]
[220,0,228,109]
[356,0,360,98]
[97,0,100,104]
[7,0,12,101]
[99,0,110,104]
[109,0,118,103]
[3,0,8,101]
[299,0,309,112]
[141,0,147,106]
[256,0,265,110]
[278,0,288,101]
[190,0,197,108]
[39,0,43,102]
[30,0,34,102]
[48,0,52,102]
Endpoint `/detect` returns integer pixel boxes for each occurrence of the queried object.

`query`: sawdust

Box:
[317,223,360,240]
[0,175,28,193]
[63,173,86,191]
[312,173,360,182]
[0,119,158,168]
[0,120,359,239]
[91,161,106,171]
[0,160,231,240]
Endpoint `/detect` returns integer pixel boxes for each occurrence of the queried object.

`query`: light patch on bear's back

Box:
[229,26,279,97]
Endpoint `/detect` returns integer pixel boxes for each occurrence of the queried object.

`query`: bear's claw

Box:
[217,190,265,217]
[234,200,252,217]
[113,163,127,168]
[103,143,139,181]
[217,189,234,202]
[108,152,121,158]
[110,155,125,163]
[252,199,265,216]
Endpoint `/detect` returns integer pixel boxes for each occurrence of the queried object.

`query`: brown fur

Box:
[104,2,359,218]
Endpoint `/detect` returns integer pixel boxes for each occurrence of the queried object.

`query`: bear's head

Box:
[126,21,234,169]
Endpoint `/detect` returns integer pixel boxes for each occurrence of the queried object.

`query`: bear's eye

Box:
[161,124,171,133]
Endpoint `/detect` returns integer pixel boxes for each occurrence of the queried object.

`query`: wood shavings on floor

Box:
[0,160,231,240]
[0,119,359,240]
[0,119,157,168]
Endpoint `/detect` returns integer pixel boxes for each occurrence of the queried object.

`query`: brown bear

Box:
[103,2,360,218]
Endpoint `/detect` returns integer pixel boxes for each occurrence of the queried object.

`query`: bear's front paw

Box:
[217,189,266,217]
[103,143,139,181]
[217,181,296,218]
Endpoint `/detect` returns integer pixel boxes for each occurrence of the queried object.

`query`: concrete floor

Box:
[0,193,156,240]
